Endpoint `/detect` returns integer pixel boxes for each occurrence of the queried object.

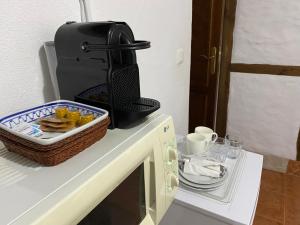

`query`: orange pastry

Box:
[55,107,68,119]
[78,114,94,126]
[66,110,81,125]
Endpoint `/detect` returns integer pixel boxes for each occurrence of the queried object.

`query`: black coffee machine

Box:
[54,21,160,129]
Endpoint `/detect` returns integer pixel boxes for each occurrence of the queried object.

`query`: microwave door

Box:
[78,164,146,225]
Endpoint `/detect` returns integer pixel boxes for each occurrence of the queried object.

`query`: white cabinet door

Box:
[159,203,231,225]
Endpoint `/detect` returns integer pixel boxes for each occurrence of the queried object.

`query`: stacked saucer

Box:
[178,158,228,192]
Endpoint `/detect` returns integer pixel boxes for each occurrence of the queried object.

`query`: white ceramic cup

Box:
[194,126,218,143]
[186,133,209,155]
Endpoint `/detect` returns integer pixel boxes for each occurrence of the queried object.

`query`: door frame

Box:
[189,0,229,132]
[215,0,237,136]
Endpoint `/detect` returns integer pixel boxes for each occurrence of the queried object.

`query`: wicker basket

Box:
[0,117,110,166]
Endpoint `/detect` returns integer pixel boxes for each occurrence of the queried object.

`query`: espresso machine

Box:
[54,21,160,128]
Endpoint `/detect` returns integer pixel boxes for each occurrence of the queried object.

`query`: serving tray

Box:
[0,100,108,145]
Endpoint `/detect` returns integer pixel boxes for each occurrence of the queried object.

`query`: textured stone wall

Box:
[227,73,300,159]
[232,0,300,65]
[228,0,300,159]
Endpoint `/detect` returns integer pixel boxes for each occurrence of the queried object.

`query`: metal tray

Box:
[176,136,246,203]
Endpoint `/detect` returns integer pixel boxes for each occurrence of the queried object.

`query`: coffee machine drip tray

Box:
[76,84,160,128]
[115,98,160,128]
[118,98,160,112]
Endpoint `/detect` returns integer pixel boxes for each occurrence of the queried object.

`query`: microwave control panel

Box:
[158,116,179,210]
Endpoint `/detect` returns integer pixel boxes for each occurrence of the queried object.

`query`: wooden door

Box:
[189,0,225,132]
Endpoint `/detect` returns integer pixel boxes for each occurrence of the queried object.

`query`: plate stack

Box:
[178,158,228,192]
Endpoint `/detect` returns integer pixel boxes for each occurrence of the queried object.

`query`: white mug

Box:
[186,133,209,155]
[194,126,218,143]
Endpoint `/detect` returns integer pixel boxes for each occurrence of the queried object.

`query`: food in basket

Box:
[38,109,96,133]
[0,100,108,148]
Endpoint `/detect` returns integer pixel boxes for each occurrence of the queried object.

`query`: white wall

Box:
[228,0,300,159]
[88,0,192,134]
[0,0,81,114]
[0,0,192,135]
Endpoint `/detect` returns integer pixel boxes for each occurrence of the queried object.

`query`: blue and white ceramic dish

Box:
[0,100,108,145]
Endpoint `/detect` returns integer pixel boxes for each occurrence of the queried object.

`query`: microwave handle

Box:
[148,193,159,225]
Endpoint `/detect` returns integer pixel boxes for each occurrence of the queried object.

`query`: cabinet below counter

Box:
[160,151,263,225]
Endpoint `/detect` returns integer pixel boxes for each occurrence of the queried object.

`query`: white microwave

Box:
[76,115,179,225]
[0,114,178,225]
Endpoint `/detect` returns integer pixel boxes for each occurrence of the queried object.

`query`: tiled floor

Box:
[253,160,300,225]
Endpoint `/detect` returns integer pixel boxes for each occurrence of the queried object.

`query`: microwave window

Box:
[78,164,146,225]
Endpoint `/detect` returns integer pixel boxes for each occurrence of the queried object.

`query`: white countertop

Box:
[173,151,263,225]
[0,113,166,225]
